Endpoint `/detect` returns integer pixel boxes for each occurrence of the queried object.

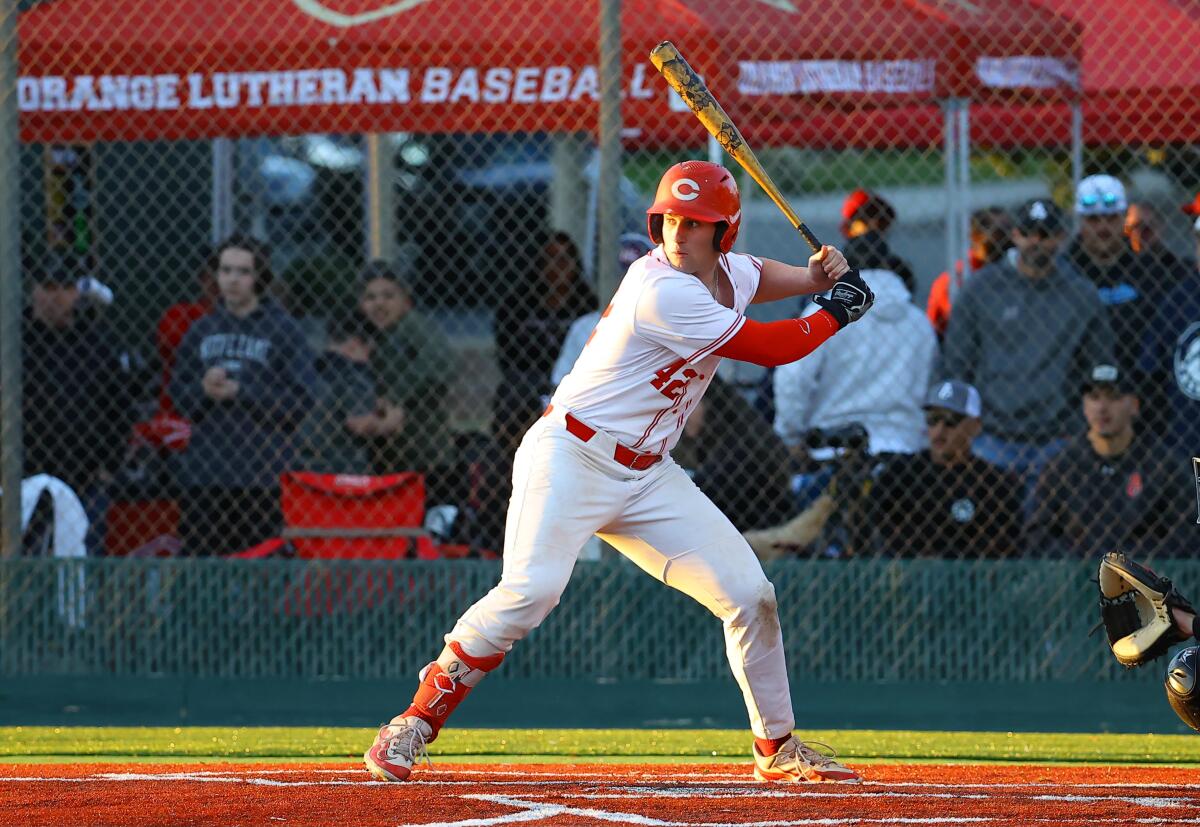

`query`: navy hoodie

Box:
[1142,272,1200,454]
[169,299,316,489]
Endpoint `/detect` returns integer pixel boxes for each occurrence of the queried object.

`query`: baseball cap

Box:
[923,380,983,419]
[1013,198,1067,235]
[1180,192,1200,217]
[1075,174,1128,216]
[840,188,895,237]
[1082,363,1136,396]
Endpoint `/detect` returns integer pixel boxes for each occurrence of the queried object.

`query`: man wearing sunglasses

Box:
[1060,176,1164,384]
[944,198,1114,502]
[866,380,1021,557]
[1025,365,1192,557]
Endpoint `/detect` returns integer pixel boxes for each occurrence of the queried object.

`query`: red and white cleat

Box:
[752,737,862,784]
[364,716,433,781]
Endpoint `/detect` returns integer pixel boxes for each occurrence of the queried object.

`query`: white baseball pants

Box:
[448,409,795,739]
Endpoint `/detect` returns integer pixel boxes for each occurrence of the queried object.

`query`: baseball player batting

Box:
[365,160,875,784]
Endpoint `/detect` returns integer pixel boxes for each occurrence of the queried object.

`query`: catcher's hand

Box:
[1096,552,1196,668]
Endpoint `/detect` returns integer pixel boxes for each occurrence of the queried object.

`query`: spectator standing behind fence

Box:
[671,377,792,532]
[1125,200,1194,292]
[773,260,936,461]
[839,189,914,289]
[926,207,1013,340]
[295,313,377,475]
[169,235,315,556]
[943,198,1114,496]
[357,261,456,476]
[1141,194,1200,455]
[1059,176,1162,371]
[866,380,1022,558]
[21,254,133,553]
[155,250,219,418]
[494,231,597,449]
[1025,364,1192,557]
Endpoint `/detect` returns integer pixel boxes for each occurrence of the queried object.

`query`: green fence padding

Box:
[2,559,1196,730]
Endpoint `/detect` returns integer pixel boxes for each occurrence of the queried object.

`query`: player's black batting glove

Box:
[813,269,874,329]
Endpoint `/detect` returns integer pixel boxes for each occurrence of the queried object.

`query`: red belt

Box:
[544,405,663,471]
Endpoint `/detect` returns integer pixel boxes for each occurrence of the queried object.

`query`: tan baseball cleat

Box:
[752,736,862,783]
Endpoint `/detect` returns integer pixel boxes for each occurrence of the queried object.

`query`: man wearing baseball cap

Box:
[22,254,134,552]
[944,198,1114,495]
[867,379,1022,557]
[838,188,914,293]
[1026,364,1192,556]
[1059,175,1162,380]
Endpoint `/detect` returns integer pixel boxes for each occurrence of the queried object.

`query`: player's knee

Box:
[501,568,571,622]
[724,578,778,628]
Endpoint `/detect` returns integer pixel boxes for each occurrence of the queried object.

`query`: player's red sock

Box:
[403,641,504,740]
[755,734,793,756]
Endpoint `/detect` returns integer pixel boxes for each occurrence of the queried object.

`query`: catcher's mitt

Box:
[1096,552,1195,668]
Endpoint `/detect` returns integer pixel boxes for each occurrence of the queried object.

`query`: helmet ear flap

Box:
[712,223,727,253]
[647,214,664,245]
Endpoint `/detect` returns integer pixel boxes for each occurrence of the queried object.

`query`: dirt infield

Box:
[4,761,1200,826]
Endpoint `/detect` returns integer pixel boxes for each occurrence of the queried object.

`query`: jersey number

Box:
[650,360,702,401]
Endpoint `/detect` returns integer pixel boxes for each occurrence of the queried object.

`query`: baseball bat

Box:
[649,41,822,253]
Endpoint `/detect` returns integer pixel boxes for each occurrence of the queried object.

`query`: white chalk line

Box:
[4,771,1199,827]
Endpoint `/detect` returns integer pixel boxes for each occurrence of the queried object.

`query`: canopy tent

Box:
[754,0,1200,150]
[18,0,1078,145]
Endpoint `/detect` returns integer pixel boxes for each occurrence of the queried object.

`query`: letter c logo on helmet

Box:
[670,178,701,201]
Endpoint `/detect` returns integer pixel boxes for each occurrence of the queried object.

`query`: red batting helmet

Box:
[646,161,742,254]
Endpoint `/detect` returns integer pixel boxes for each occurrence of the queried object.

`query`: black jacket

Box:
[21,312,134,492]
[868,451,1022,557]
[1025,432,1194,557]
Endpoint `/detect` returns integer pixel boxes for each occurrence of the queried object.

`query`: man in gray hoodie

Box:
[169,235,316,556]
[943,198,1115,499]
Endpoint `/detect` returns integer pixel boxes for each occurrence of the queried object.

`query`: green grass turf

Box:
[3,727,1200,765]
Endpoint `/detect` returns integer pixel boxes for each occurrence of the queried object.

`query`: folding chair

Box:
[279,471,437,559]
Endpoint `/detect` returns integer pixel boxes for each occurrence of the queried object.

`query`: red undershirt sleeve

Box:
[714,309,840,367]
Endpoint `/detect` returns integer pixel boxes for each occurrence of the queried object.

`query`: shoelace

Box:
[386,723,434,771]
[793,740,841,768]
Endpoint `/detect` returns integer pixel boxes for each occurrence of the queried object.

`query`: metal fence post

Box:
[0,0,22,560]
[595,0,622,304]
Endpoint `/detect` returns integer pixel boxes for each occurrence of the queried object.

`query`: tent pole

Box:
[0,0,22,559]
[957,100,970,281]
[943,99,958,303]
[1070,99,1083,198]
[364,133,395,262]
[211,138,234,245]
[595,0,622,304]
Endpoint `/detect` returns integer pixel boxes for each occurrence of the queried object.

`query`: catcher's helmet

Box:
[1165,646,1200,732]
[646,161,741,254]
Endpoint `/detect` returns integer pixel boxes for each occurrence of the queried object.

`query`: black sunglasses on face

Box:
[925,411,965,428]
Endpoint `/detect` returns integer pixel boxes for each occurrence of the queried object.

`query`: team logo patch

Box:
[1126,471,1143,499]
[950,498,975,523]
[1175,322,1200,401]
[671,178,701,201]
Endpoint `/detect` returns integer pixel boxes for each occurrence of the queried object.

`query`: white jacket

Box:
[773,269,938,455]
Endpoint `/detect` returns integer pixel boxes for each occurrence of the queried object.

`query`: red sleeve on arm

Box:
[714,310,840,367]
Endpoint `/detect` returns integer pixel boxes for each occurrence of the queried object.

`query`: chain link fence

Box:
[1,4,1199,611]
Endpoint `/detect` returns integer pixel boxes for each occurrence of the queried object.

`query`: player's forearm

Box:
[752,259,824,304]
[715,312,839,367]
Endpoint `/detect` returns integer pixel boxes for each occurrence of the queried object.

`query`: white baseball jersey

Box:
[552,246,762,454]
